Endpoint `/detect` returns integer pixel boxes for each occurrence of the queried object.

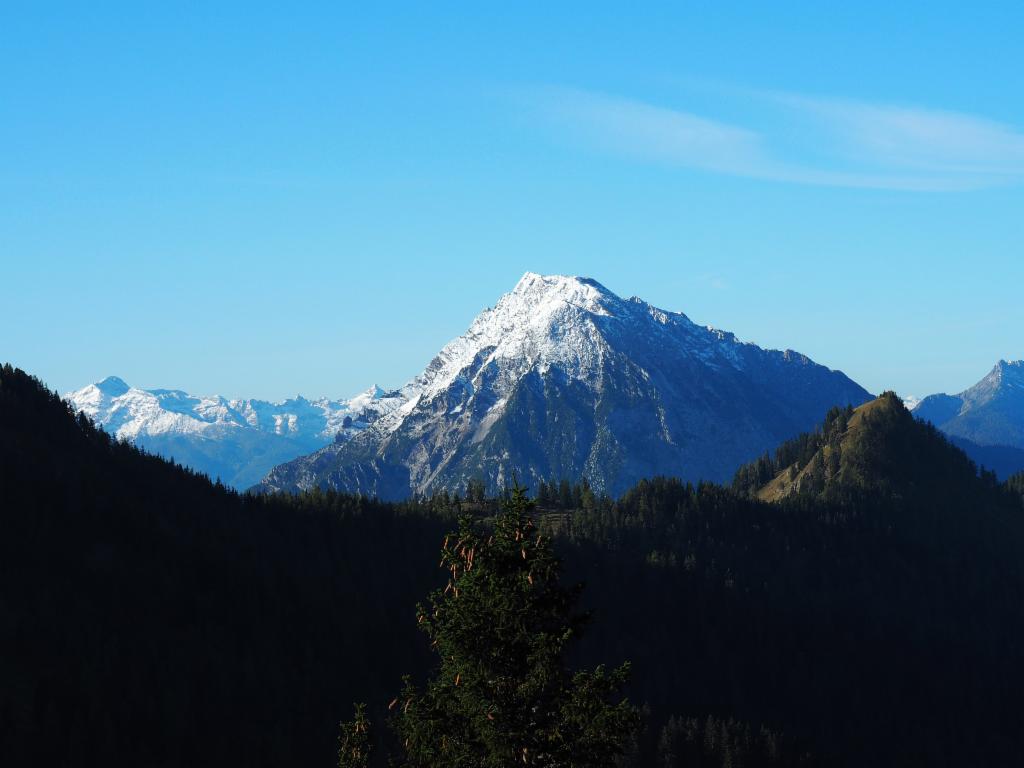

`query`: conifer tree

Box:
[337,704,371,768]
[558,479,573,510]
[536,480,551,507]
[387,485,638,767]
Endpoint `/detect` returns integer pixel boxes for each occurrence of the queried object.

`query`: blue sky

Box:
[3,3,1023,401]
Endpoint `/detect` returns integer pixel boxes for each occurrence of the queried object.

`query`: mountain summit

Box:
[738,392,995,503]
[912,360,1024,478]
[914,360,1024,445]
[258,273,871,498]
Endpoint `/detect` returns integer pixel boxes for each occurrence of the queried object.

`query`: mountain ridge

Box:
[912,359,1024,478]
[65,376,406,487]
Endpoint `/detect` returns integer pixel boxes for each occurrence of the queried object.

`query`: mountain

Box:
[945,437,1024,481]
[657,392,1024,766]
[65,376,406,488]
[912,360,1024,478]
[900,394,922,411]
[259,272,871,499]
[734,391,990,502]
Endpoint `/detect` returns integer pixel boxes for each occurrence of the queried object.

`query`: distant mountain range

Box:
[67,276,1024,497]
[65,376,405,488]
[258,273,871,499]
[912,360,1024,479]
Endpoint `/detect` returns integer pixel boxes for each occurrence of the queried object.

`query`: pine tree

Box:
[536,480,551,507]
[465,478,487,503]
[337,704,371,768]
[580,478,597,512]
[390,485,638,767]
[558,479,573,510]
[572,482,583,510]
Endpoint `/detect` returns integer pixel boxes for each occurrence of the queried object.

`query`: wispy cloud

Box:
[775,94,1024,177]
[528,86,1024,191]
[541,89,770,177]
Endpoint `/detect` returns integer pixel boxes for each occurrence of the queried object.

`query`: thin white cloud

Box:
[774,94,1024,176]
[543,89,771,177]
[530,86,1024,191]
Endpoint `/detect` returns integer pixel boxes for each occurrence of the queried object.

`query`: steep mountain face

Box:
[260,273,872,499]
[65,376,405,488]
[913,360,1024,477]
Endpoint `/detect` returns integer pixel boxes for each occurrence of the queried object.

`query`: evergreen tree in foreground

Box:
[341,486,638,767]
[337,704,371,768]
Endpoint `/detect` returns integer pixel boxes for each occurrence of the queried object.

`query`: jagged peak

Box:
[346,385,391,410]
[957,359,1024,408]
[503,272,619,318]
[495,273,707,338]
[992,359,1024,380]
[966,359,1023,387]
[513,271,611,295]
[401,271,854,417]
[408,274,645,403]
[914,361,1024,422]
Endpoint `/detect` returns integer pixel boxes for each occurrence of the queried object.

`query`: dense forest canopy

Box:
[4,365,1024,767]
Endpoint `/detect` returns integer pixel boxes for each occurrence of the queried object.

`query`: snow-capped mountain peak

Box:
[401,272,752,419]
[260,272,871,499]
[901,395,923,412]
[395,275,609,410]
[508,272,618,316]
[346,384,390,411]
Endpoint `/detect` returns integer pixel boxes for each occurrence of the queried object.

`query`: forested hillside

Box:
[546,394,1024,765]
[5,366,1024,767]
[570,394,1024,766]
[0,365,454,766]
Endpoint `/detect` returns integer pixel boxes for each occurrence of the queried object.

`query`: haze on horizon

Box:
[3,3,1023,401]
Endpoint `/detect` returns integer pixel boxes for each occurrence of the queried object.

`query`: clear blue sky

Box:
[3,3,1023,401]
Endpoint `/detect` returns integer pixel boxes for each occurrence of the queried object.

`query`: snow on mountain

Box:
[65,377,406,488]
[901,395,922,412]
[259,272,872,499]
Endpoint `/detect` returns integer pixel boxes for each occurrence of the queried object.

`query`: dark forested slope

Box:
[565,393,1024,766]
[0,364,452,767]
[6,366,1024,768]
